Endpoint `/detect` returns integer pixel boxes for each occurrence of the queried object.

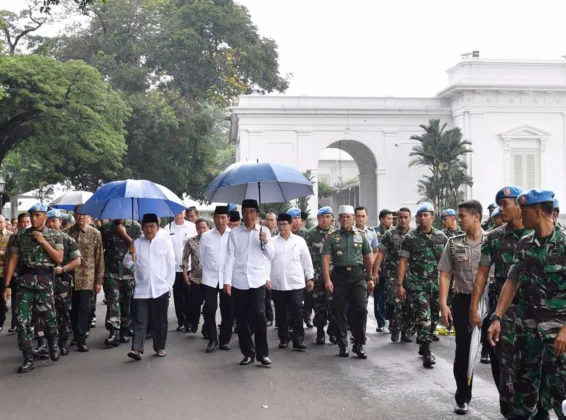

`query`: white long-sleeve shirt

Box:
[198,227,231,288]
[165,221,197,272]
[224,224,274,290]
[269,233,314,291]
[124,236,176,299]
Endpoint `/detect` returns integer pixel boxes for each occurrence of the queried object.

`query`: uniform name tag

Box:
[354,235,363,243]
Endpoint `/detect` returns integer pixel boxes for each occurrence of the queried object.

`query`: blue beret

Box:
[28,202,48,213]
[227,203,238,212]
[317,206,333,217]
[554,198,560,209]
[287,208,301,218]
[517,189,555,206]
[491,207,500,218]
[441,209,456,218]
[487,202,497,210]
[47,209,62,219]
[416,202,434,215]
[495,186,523,204]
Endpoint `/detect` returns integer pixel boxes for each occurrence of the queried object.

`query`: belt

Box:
[23,267,53,275]
[334,265,362,272]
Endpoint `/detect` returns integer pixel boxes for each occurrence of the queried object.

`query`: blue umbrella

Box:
[79,180,186,221]
[204,162,314,204]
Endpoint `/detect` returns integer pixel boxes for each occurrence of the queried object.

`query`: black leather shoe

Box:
[278,340,288,349]
[316,329,325,345]
[70,337,77,346]
[329,335,337,345]
[339,348,349,357]
[176,325,184,332]
[257,356,272,366]
[34,337,49,358]
[305,319,314,329]
[391,330,401,343]
[454,403,469,415]
[219,343,230,351]
[376,327,384,332]
[119,334,130,344]
[205,340,218,353]
[77,342,89,353]
[401,333,413,343]
[422,345,435,368]
[353,344,367,359]
[105,330,120,348]
[293,342,307,352]
[90,318,96,328]
[239,356,254,366]
[17,351,35,374]
[349,335,355,344]
[60,346,69,356]
[49,342,61,361]
[266,321,273,327]
[191,325,198,334]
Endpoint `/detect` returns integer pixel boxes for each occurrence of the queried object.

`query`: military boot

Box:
[119,328,131,344]
[33,336,49,359]
[422,343,435,369]
[104,328,120,347]
[18,349,35,374]
[48,338,61,361]
[316,328,325,345]
[59,337,69,356]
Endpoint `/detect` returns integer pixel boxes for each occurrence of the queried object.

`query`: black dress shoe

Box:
[391,330,401,343]
[176,326,184,332]
[454,403,469,415]
[70,338,77,346]
[278,340,288,349]
[401,333,413,343]
[191,325,198,334]
[17,360,35,373]
[257,356,272,366]
[293,342,307,352]
[352,344,367,359]
[339,348,349,357]
[219,343,230,351]
[60,347,69,356]
[240,356,254,366]
[266,321,273,327]
[305,319,314,329]
[329,335,337,345]
[205,341,218,353]
[77,343,89,353]
[49,342,61,361]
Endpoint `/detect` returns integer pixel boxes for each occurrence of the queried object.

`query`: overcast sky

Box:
[7,0,566,97]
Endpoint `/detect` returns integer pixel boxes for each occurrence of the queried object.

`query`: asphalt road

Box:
[0,297,553,420]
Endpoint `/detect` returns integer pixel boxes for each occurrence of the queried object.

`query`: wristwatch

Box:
[62,266,66,273]
[490,314,501,323]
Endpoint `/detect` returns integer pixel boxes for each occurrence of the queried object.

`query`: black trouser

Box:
[90,292,97,322]
[0,277,6,328]
[264,288,273,323]
[303,287,313,323]
[132,292,169,353]
[332,266,368,350]
[187,282,204,328]
[203,284,234,345]
[71,290,93,342]
[452,294,473,405]
[233,286,268,359]
[272,289,304,345]
[172,272,189,327]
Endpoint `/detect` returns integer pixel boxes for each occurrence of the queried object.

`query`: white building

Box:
[230,58,566,226]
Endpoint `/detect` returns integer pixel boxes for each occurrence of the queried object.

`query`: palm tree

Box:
[410,119,473,214]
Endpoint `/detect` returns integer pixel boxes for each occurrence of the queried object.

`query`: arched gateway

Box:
[230,58,566,225]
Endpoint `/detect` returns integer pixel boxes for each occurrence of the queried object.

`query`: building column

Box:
[308,168,319,222]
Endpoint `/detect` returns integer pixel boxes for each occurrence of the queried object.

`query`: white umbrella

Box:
[50,191,93,210]
[468,283,490,385]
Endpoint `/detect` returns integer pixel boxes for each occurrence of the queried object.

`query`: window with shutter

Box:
[513,153,523,187]
[511,150,540,190]
[525,153,537,189]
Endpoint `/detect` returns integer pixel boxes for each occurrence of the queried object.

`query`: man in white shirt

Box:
[224,199,274,366]
[199,206,233,353]
[269,213,314,352]
[165,210,197,332]
[124,213,175,360]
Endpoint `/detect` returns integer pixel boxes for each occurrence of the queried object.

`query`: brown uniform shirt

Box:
[66,224,104,290]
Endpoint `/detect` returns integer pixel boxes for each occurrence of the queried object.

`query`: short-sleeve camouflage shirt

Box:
[399,227,447,290]
[100,221,142,280]
[55,231,81,294]
[11,226,64,290]
[306,225,336,280]
[508,224,566,328]
[378,227,412,279]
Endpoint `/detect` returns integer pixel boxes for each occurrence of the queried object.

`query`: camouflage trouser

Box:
[412,287,439,344]
[103,277,134,331]
[312,278,337,335]
[402,288,416,336]
[16,286,58,352]
[55,293,72,342]
[385,276,402,332]
[513,319,566,419]
[494,305,520,419]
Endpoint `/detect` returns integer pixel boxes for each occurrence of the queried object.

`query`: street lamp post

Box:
[0,172,5,217]
[38,187,46,203]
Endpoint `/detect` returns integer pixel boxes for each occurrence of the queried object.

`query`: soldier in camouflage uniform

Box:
[488,189,565,420]
[288,207,312,328]
[44,210,81,356]
[482,202,497,231]
[2,203,64,373]
[374,207,413,343]
[306,206,337,345]
[441,209,463,238]
[398,202,447,368]
[470,186,530,419]
[100,219,142,347]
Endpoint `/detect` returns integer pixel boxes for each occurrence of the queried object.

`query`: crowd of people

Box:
[0,186,565,419]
